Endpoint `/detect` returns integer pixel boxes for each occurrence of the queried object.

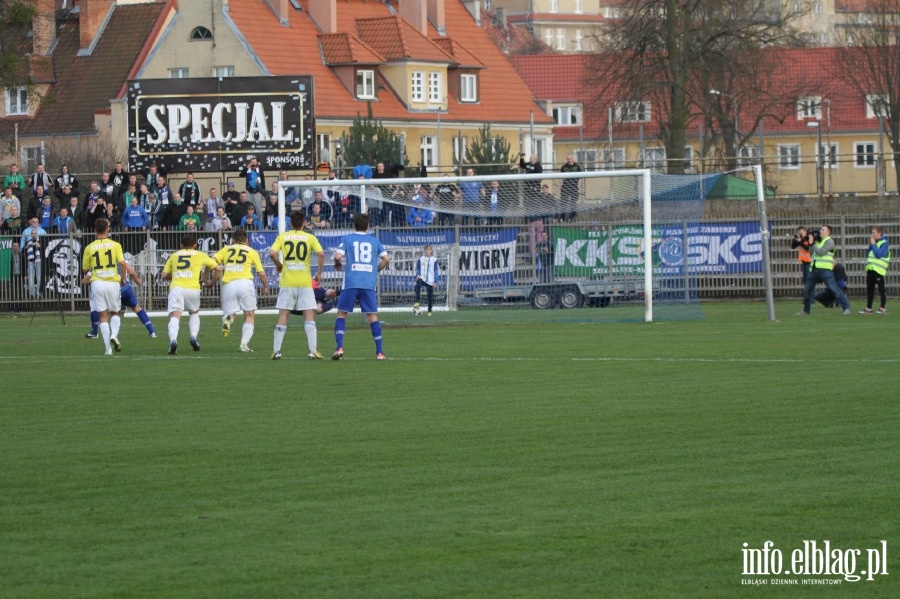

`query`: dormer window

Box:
[428,72,442,103]
[6,87,27,116]
[411,71,425,103]
[357,70,376,99]
[460,74,477,102]
[190,26,213,41]
[797,96,822,120]
[615,101,651,123]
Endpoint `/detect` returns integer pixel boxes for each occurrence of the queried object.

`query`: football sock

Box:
[334,317,345,349]
[370,320,383,354]
[110,314,121,340]
[99,321,111,351]
[90,310,100,335]
[241,323,254,346]
[137,309,155,334]
[188,313,200,338]
[274,325,287,352]
[168,316,179,343]
[304,320,317,353]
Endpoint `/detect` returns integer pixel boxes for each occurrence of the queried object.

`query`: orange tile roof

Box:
[225,0,551,125]
[356,16,454,63]
[320,32,385,65]
[432,37,484,68]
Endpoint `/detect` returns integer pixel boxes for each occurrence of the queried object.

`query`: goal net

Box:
[272,167,763,325]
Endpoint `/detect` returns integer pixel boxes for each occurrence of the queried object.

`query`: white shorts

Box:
[90,280,121,313]
[276,286,316,312]
[168,287,202,314]
[222,278,257,315]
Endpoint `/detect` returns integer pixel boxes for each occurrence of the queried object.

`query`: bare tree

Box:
[835,0,900,191]
[589,0,806,173]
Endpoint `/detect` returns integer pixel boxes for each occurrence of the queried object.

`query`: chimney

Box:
[460,1,481,26]
[398,0,427,36]
[427,0,446,35]
[264,0,289,26]
[308,0,337,34]
[33,0,57,56]
[80,0,115,52]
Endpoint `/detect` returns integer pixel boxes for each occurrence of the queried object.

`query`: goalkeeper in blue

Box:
[331,213,390,361]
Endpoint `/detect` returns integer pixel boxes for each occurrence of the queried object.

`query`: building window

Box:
[602,148,626,169]
[574,29,584,51]
[214,66,234,78]
[532,139,549,163]
[575,149,598,170]
[190,26,213,41]
[6,87,27,116]
[356,69,375,99]
[778,144,801,169]
[797,96,822,120]
[544,29,553,47]
[855,142,876,167]
[428,72,442,103]
[813,2,823,14]
[642,148,666,171]
[549,0,558,13]
[411,71,425,102]
[169,68,189,78]
[556,28,566,51]
[866,94,889,119]
[453,136,467,164]
[818,143,839,169]
[615,101,651,123]
[552,104,581,125]
[574,0,584,14]
[683,146,695,171]
[421,136,437,167]
[460,74,477,102]
[738,145,761,167]
[317,133,331,162]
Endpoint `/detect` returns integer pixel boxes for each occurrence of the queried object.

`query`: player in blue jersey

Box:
[84,261,157,339]
[331,213,390,361]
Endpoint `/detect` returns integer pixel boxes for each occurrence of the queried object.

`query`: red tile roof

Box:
[431,37,484,68]
[355,16,454,63]
[511,47,881,142]
[320,32,385,65]
[226,0,551,125]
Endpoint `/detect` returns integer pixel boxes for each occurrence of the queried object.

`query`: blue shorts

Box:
[337,288,377,314]
[120,284,139,310]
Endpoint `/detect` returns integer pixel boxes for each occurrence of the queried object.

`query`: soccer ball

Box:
[412,306,421,316]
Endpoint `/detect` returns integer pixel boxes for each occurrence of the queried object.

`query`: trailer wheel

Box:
[530,288,556,310]
[559,286,584,309]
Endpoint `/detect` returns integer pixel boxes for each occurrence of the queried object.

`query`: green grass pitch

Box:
[1,302,898,598]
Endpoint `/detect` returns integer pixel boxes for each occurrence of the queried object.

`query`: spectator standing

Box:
[22,219,45,298]
[406,192,433,228]
[791,226,813,288]
[26,185,51,220]
[519,153,543,203]
[110,162,129,204]
[54,165,79,205]
[178,205,202,231]
[28,164,53,199]
[1,205,23,235]
[239,156,265,215]
[161,193,187,231]
[2,187,21,221]
[145,192,163,230]
[305,193,333,230]
[204,187,224,231]
[859,226,891,315]
[559,153,582,221]
[4,164,26,198]
[155,175,173,207]
[222,181,241,222]
[459,167,484,225]
[67,195,85,231]
[434,175,459,227]
[536,231,554,283]
[52,207,75,235]
[240,205,262,230]
[179,172,201,208]
[36,195,55,230]
[211,207,232,232]
[122,196,149,231]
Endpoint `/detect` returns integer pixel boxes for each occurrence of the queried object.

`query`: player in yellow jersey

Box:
[269,211,325,360]
[81,218,142,356]
[161,234,218,355]
[207,228,269,353]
